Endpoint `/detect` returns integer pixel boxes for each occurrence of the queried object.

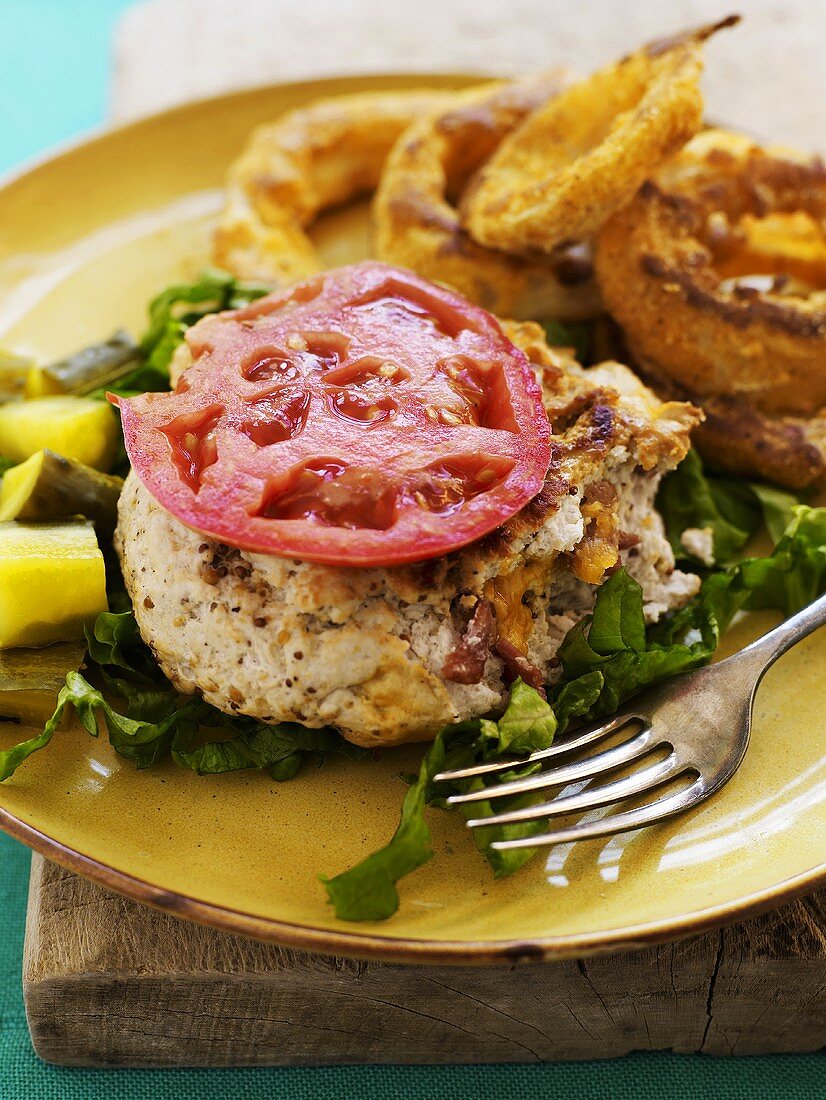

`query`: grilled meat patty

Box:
[116,323,700,747]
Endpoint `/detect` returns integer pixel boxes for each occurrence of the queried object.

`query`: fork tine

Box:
[488,777,706,849]
[464,754,683,827]
[433,712,639,784]
[446,726,661,805]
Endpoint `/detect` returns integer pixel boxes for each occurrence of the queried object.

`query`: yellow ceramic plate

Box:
[0,75,824,964]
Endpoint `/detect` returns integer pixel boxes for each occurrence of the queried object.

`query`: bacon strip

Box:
[441,600,497,684]
[618,530,641,550]
[494,637,547,698]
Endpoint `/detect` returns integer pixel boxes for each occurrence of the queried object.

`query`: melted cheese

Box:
[571,496,619,584]
[484,562,549,652]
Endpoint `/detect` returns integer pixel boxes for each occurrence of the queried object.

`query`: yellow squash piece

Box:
[0,350,34,403]
[23,366,62,400]
[0,639,86,724]
[0,396,120,471]
[0,520,107,649]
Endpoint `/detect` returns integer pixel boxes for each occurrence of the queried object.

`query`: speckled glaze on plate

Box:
[0,75,824,964]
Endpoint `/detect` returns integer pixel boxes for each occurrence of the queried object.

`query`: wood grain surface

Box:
[23,856,826,1067]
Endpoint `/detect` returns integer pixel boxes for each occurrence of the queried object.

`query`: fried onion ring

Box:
[596,129,826,487]
[213,89,449,284]
[372,74,602,321]
[460,18,737,256]
[633,359,826,490]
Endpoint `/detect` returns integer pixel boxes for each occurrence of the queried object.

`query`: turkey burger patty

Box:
[115,270,700,747]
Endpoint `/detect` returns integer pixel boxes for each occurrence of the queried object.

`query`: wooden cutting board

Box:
[22,855,826,1066]
[19,0,826,1068]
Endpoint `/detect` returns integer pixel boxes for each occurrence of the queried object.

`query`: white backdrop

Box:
[114,0,825,149]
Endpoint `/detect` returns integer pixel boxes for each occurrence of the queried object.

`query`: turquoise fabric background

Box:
[0,2,822,1095]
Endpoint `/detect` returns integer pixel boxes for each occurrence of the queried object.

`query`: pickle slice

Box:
[25,331,140,398]
[0,450,123,537]
[0,520,107,648]
[0,639,86,724]
[0,396,120,471]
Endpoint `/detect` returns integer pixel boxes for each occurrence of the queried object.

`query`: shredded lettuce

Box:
[553,505,826,730]
[0,603,364,783]
[320,681,557,921]
[321,503,826,919]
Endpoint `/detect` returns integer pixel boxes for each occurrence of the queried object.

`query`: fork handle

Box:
[738,590,826,672]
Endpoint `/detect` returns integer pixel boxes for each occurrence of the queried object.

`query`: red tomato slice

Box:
[116,262,551,566]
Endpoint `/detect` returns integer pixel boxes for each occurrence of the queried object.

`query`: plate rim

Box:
[1,71,824,964]
[5,801,825,964]
[0,68,487,193]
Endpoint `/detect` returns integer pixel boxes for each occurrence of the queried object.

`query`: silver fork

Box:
[434,593,826,852]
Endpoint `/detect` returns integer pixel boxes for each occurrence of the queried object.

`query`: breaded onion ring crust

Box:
[596,130,826,420]
[596,129,826,486]
[373,75,602,321]
[633,359,826,490]
[214,90,449,284]
[460,19,737,256]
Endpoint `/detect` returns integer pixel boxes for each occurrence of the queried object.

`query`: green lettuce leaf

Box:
[656,449,800,566]
[140,268,271,377]
[0,671,186,779]
[555,505,826,730]
[0,693,68,781]
[320,732,448,922]
[102,665,366,777]
[2,602,365,783]
[551,573,708,728]
[85,609,158,683]
[541,319,593,364]
[484,678,557,753]
[0,666,361,782]
[656,449,760,565]
[171,718,364,780]
[551,670,605,734]
[751,483,801,546]
[321,681,557,921]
